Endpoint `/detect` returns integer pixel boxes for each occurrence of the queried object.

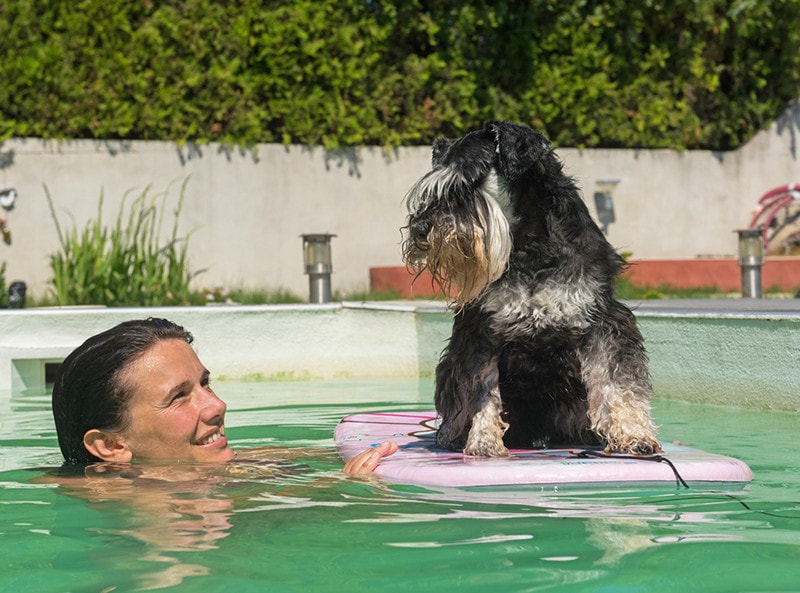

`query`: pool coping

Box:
[1,299,798,411]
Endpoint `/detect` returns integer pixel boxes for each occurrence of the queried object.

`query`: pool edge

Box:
[1,300,798,411]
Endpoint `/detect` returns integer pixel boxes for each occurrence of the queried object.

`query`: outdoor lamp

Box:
[736,228,764,298]
[593,179,619,234]
[301,233,336,304]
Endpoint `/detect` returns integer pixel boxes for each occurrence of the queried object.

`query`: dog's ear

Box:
[487,121,553,183]
[431,137,453,166]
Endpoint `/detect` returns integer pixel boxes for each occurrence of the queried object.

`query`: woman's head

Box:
[52,318,233,465]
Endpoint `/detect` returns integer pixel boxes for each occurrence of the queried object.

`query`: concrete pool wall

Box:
[1,300,798,411]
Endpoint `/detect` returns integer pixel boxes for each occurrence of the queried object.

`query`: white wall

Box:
[3,103,800,300]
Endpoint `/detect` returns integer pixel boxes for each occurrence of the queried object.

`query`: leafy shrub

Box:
[0,261,7,308]
[2,0,800,150]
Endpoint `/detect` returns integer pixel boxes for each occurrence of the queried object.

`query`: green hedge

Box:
[2,0,800,150]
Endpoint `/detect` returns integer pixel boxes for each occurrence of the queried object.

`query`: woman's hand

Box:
[342,441,398,477]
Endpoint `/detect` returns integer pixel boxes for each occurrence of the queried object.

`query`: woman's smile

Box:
[196,427,226,447]
[115,339,236,463]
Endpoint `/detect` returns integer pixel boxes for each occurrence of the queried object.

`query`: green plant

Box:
[45,179,202,306]
[0,261,8,308]
[332,288,405,302]
[199,286,305,305]
[615,278,724,300]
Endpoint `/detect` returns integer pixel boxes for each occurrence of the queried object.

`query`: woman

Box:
[51,317,396,476]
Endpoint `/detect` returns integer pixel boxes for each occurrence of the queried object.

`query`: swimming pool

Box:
[1,377,798,592]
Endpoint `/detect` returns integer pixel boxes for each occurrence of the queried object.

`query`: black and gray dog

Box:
[402,121,661,457]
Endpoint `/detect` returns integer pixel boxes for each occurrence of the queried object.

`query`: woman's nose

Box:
[199,388,227,420]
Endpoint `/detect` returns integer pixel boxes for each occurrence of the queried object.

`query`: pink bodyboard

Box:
[335,411,753,488]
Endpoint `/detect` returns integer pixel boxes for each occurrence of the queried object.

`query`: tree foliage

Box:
[2,0,800,149]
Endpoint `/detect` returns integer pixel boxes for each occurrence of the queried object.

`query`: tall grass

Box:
[0,261,7,307]
[45,179,202,306]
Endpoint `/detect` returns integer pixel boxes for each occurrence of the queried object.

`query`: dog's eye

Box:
[411,224,429,245]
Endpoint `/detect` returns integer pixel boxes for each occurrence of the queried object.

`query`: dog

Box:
[401,121,660,457]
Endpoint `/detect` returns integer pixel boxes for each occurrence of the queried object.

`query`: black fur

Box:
[403,122,660,456]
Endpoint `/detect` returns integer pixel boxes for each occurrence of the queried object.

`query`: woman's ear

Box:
[83,429,133,462]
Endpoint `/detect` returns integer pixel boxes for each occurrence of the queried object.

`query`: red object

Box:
[622,258,800,292]
[371,259,800,295]
[369,267,448,298]
[749,183,800,247]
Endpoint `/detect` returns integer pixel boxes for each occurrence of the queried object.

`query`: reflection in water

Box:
[35,448,318,591]
[22,452,800,592]
[7,385,800,592]
[342,482,761,574]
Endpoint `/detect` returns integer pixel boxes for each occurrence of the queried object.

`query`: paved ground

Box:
[628,297,800,316]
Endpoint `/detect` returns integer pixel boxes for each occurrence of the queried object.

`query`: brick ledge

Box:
[370,258,800,296]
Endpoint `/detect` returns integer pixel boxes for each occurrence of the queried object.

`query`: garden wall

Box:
[2,103,800,300]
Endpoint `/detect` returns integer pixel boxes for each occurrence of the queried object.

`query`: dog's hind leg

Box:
[434,351,473,451]
[434,357,471,451]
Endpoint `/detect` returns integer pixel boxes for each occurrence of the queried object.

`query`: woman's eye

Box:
[170,391,189,404]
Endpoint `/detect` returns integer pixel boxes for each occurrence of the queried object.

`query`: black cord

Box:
[642,492,800,521]
[574,449,691,489]
[721,493,800,520]
[651,454,691,489]
[572,451,800,519]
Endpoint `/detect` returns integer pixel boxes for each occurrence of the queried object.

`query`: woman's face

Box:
[115,339,235,463]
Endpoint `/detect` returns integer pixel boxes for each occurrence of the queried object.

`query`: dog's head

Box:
[402,122,558,305]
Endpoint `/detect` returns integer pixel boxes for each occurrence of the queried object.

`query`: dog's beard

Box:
[403,169,512,305]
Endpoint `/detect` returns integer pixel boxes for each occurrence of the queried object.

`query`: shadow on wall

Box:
[0,145,14,169]
[775,100,800,158]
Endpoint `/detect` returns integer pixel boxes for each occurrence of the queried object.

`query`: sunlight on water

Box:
[1,378,799,592]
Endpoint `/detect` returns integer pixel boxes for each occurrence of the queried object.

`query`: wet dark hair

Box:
[52,318,194,464]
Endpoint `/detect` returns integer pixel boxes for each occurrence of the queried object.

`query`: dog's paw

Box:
[463,441,510,458]
[463,407,510,457]
[605,437,662,456]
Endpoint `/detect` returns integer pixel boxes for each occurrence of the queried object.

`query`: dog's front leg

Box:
[435,347,509,457]
[580,309,661,455]
[462,357,510,457]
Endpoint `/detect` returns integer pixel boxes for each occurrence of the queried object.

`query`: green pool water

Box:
[1,378,799,592]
